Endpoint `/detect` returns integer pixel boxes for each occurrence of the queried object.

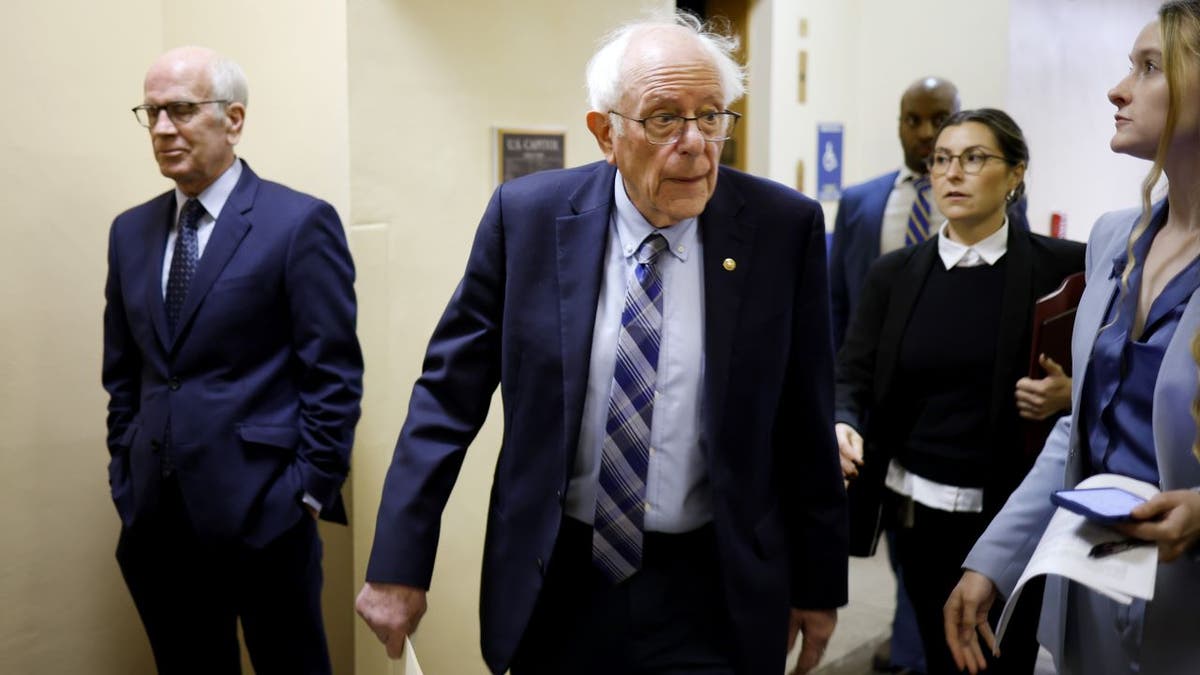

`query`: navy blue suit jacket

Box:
[102,162,363,548]
[366,161,848,673]
[829,170,1030,350]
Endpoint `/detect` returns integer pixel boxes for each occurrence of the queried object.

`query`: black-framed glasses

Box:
[925,148,1010,175]
[131,100,229,128]
[608,110,740,145]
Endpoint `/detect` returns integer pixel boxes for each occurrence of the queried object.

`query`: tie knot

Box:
[913,174,931,192]
[635,233,668,265]
[180,198,206,231]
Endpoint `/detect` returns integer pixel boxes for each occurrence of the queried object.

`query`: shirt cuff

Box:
[302,492,322,513]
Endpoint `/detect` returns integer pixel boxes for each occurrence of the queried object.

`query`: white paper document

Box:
[402,637,423,675]
[993,473,1160,643]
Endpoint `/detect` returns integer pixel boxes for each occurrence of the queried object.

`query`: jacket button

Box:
[536,557,544,573]
[168,377,181,391]
[150,440,161,452]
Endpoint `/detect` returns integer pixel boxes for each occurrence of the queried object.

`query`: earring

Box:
[1006,189,1016,203]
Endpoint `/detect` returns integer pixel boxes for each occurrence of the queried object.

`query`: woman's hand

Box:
[1116,489,1200,562]
[1015,353,1072,420]
[834,422,864,482]
[943,571,1000,675]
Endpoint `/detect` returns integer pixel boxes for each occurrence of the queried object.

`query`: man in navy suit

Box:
[356,13,847,675]
[104,46,362,674]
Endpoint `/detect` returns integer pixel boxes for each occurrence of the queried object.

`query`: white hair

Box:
[209,55,249,107]
[585,11,746,119]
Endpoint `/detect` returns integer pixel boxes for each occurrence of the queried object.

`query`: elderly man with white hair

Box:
[105,46,362,673]
[357,12,847,674]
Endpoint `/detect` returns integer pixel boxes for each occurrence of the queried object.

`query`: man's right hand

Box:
[834,422,864,482]
[943,570,999,675]
[355,582,428,659]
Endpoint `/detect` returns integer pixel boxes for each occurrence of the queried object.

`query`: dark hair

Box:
[936,108,1029,203]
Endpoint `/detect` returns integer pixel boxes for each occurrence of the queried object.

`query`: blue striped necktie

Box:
[905,175,933,245]
[166,198,206,336]
[593,232,667,583]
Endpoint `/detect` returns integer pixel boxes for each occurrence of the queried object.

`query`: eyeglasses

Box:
[608,110,740,145]
[925,149,1010,175]
[131,100,229,128]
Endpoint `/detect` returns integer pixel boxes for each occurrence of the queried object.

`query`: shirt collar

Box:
[893,165,927,188]
[937,219,1009,269]
[613,169,697,263]
[173,157,243,225]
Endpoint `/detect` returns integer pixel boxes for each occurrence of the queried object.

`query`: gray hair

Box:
[209,55,249,107]
[585,11,746,115]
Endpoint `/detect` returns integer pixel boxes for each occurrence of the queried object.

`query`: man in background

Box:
[356,12,847,675]
[103,46,362,673]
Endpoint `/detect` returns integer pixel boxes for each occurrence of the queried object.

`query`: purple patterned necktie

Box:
[905,174,933,245]
[166,198,205,336]
[593,232,668,583]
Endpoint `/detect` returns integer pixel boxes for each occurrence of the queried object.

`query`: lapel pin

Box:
[722,258,737,271]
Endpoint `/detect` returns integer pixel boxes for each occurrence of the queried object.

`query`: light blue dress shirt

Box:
[564,170,711,533]
[160,158,242,296]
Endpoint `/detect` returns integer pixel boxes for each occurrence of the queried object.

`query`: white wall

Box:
[748,0,1013,226]
[747,0,1157,240]
[1007,0,1161,240]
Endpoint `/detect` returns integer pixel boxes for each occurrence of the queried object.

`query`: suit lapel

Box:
[146,193,175,351]
[168,165,257,351]
[989,228,1033,429]
[700,175,751,448]
[557,163,617,471]
[876,241,937,395]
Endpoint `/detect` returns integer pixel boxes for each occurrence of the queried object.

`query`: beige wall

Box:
[345,1,670,673]
[0,1,353,672]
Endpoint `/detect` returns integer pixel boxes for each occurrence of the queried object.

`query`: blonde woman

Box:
[946,3,1200,674]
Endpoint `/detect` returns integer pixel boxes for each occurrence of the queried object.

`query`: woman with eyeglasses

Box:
[946,4,1200,674]
[836,108,1085,674]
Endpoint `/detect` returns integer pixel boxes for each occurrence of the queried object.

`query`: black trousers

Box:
[510,517,736,675]
[894,499,1042,675]
[116,476,330,675]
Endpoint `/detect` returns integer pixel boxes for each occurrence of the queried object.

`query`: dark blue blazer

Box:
[366,161,848,673]
[829,171,1030,350]
[102,163,363,548]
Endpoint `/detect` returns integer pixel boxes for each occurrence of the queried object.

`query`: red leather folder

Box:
[1024,272,1086,457]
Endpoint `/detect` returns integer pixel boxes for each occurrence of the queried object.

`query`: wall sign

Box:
[494,128,565,185]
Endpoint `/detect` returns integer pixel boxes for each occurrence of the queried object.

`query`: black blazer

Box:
[834,226,1084,555]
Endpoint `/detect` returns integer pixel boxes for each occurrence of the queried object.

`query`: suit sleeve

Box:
[284,201,364,512]
[365,188,507,588]
[782,202,850,609]
[102,220,140,451]
[828,197,851,351]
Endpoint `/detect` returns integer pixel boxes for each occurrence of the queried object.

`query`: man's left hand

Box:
[1117,489,1200,562]
[787,607,837,675]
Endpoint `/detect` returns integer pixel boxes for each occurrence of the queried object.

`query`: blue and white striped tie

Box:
[593,232,667,583]
[905,175,933,245]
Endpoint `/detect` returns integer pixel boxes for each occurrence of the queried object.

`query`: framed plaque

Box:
[494,128,566,185]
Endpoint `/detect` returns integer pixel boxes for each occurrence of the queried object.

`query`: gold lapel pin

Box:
[722,258,737,271]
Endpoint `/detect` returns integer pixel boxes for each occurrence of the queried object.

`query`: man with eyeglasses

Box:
[356,12,847,675]
[103,46,362,673]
